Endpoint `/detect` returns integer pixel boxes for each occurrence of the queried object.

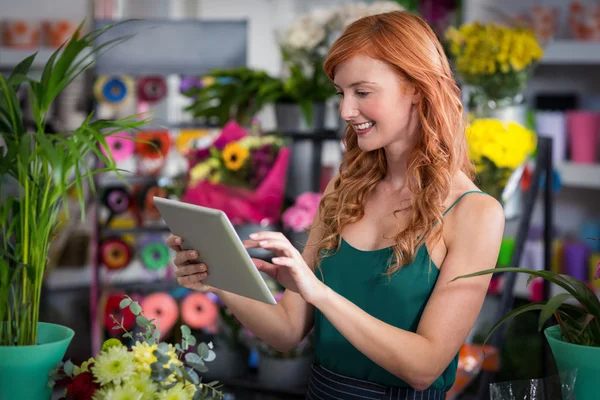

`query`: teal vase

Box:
[0,322,74,400]
[545,325,600,400]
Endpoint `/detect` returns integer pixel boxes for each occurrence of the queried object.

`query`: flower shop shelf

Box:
[0,47,93,70]
[556,162,600,189]
[541,40,600,65]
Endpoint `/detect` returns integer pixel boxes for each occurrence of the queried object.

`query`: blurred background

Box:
[1,0,599,399]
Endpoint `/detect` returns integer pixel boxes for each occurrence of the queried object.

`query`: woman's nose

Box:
[339,99,359,121]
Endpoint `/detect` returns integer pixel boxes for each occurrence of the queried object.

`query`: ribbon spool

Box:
[175,129,210,155]
[181,292,218,331]
[138,236,170,271]
[137,183,167,219]
[100,237,132,271]
[137,76,167,103]
[136,131,172,160]
[103,292,136,335]
[140,292,179,339]
[101,132,135,162]
[102,186,131,218]
[94,75,134,106]
[107,216,136,245]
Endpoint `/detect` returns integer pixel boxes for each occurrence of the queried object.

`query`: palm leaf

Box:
[538,292,574,331]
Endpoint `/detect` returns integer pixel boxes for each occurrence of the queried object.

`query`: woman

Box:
[168,11,504,399]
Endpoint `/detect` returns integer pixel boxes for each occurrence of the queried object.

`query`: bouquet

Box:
[445,22,543,111]
[282,192,322,233]
[183,121,290,225]
[466,118,537,201]
[54,297,223,400]
[277,1,405,123]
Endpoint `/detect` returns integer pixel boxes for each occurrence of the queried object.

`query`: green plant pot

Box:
[0,322,74,400]
[545,324,600,400]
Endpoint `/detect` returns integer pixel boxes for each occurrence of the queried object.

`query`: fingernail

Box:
[176,238,181,244]
[272,257,280,262]
[189,251,196,257]
[260,241,268,246]
[249,233,258,239]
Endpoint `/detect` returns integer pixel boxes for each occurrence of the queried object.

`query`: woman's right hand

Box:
[166,235,214,293]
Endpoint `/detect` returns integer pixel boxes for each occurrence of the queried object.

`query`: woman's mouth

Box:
[353,121,375,135]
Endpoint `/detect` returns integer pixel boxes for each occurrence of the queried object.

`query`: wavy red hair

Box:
[314,11,474,276]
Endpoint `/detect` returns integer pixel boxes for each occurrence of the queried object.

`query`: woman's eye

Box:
[356,91,369,98]
[335,92,344,97]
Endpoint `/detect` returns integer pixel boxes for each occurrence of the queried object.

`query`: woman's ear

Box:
[411,85,421,104]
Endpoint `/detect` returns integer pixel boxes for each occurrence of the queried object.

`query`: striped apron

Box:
[306,364,446,400]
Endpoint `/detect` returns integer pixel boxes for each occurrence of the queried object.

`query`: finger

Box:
[252,258,279,278]
[243,239,260,249]
[174,249,199,266]
[177,272,208,287]
[257,239,297,258]
[271,257,295,268]
[166,235,183,251]
[249,231,287,241]
[175,263,207,278]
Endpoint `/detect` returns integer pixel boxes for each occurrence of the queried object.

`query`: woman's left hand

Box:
[247,231,328,305]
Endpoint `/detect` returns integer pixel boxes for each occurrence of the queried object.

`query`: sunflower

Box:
[222,142,249,171]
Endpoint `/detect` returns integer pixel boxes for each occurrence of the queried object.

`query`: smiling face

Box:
[333,54,420,152]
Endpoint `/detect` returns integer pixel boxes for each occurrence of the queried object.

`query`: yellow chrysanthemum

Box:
[129,374,158,400]
[92,386,114,400]
[155,383,190,400]
[92,346,136,386]
[189,162,212,186]
[131,341,182,376]
[74,357,95,376]
[108,385,143,400]
[222,142,249,171]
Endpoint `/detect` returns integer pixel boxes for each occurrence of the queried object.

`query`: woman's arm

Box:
[308,194,504,390]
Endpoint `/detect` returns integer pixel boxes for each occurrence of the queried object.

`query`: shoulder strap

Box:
[442,190,486,217]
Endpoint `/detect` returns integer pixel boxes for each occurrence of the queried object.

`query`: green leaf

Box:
[183,368,200,385]
[63,360,74,377]
[136,315,151,328]
[538,292,575,331]
[129,301,142,315]
[119,297,132,309]
[9,53,36,82]
[188,361,208,373]
[185,352,203,364]
[204,350,216,362]
[481,302,546,345]
[197,342,209,359]
[181,325,191,337]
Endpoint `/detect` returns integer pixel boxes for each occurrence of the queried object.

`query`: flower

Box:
[129,374,158,400]
[466,118,536,200]
[282,192,322,232]
[595,258,600,281]
[131,341,182,376]
[92,345,136,386]
[109,385,143,400]
[65,371,99,400]
[101,338,123,353]
[73,358,95,376]
[155,383,189,400]
[222,142,249,171]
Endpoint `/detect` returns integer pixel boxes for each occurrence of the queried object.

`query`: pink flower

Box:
[296,192,322,211]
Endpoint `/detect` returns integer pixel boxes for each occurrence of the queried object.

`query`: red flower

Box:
[65,372,98,400]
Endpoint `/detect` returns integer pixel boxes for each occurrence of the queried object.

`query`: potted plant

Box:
[0,22,150,399]
[444,21,544,125]
[182,67,284,127]
[452,248,600,400]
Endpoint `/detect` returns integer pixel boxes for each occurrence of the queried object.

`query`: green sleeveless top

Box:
[313,190,485,392]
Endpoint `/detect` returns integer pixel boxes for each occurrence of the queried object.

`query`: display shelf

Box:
[541,40,600,65]
[0,46,93,70]
[556,162,600,190]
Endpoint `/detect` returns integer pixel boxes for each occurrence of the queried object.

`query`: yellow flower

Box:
[130,374,158,400]
[131,341,182,377]
[92,346,136,386]
[102,338,123,353]
[74,357,95,376]
[155,383,190,400]
[189,162,212,185]
[222,142,249,171]
[107,385,143,400]
[92,386,114,400]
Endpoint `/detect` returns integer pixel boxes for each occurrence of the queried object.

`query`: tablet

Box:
[153,197,277,305]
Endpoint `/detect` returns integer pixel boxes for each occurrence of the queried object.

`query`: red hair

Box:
[315,11,474,275]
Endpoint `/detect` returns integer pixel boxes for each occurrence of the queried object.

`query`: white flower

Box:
[91,346,136,386]
[129,374,158,400]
